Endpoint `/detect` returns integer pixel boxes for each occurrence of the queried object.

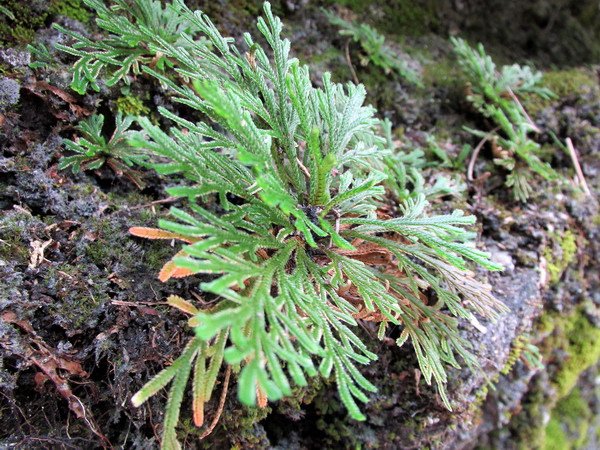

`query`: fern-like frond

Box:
[60,2,508,447]
[59,112,147,188]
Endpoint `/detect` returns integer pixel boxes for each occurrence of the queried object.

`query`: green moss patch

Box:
[49,0,91,23]
[522,69,598,116]
[542,70,597,100]
[0,211,37,265]
[116,95,150,117]
[0,0,89,45]
[507,304,599,449]
[543,388,592,450]
[543,230,578,285]
[540,307,600,398]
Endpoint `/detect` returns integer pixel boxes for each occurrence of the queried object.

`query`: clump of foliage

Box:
[425,135,472,171]
[53,0,200,94]
[59,113,147,188]
[60,1,507,447]
[451,37,557,202]
[325,10,421,86]
[500,334,543,376]
[378,119,463,202]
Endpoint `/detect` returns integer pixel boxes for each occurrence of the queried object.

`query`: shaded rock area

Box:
[1,1,599,449]
[322,0,600,66]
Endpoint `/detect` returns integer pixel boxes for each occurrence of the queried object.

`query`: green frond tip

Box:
[0,5,16,21]
[131,338,200,408]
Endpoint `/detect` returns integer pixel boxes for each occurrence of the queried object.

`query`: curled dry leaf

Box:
[28,239,53,269]
[130,227,198,282]
[1,311,109,445]
[24,80,92,119]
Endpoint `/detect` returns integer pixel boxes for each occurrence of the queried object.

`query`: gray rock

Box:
[0,77,20,112]
[0,48,31,68]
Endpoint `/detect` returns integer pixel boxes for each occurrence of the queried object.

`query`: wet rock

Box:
[449,268,543,443]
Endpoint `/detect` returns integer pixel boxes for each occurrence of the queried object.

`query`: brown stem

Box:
[506,86,541,133]
[566,137,591,196]
[199,365,231,440]
[345,39,360,85]
[467,129,498,181]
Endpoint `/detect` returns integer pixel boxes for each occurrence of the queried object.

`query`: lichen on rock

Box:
[0,76,20,112]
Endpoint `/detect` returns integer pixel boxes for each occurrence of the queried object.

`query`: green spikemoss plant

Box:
[378,119,464,202]
[53,0,201,94]
[59,1,507,446]
[59,113,147,188]
[325,10,422,87]
[451,37,557,202]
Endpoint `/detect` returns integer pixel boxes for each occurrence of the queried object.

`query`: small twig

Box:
[199,365,231,440]
[296,157,311,178]
[129,196,180,210]
[507,86,541,133]
[467,130,497,181]
[565,137,591,196]
[191,291,220,306]
[13,204,32,216]
[334,211,341,234]
[72,396,111,448]
[111,300,164,307]
[414,369,421,396]
[344,39,360,85]
[474,172,492,205]
[357,319,375,339]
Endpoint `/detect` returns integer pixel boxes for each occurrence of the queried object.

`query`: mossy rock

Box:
[543,388,592,450]
[543,229,578,286]
[522,68,599,117]
[0,0,89,45]
[542,69,598,100]
[0,1,48,45]
[506,302,600,450]
[0,211,32,265]
[540,306,600,398]
[422,57,462,91]
[44,263,110,329]
[323,0,440,36]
